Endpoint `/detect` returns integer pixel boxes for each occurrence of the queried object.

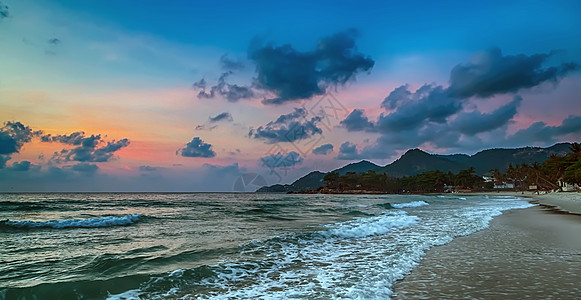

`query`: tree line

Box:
[321,143,581,193]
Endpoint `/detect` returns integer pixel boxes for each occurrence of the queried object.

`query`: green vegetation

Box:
[320,143,581,193]
[322,167,482,193]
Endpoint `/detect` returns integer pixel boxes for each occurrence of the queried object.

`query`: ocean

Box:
[0,193,533,299]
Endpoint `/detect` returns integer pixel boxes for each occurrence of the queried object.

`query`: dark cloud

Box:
[0,121,42,169]
[451,96,522,135]
[249,108,323,143]
[48,38,61,45]
[376,84,461,132]
[0,1,9,20]
[71,163,98,174]
[312,143,333,155]
[260,151,303,169]
[0,121,42,155]
[9,161,32,171]
[209,112,233,123]
[250,29,374,105]
[196,72,254,102]
[508,115,581,146]
[0,155,9,168]
[339,47,581,159]
[0,133,17,155]
[340,109,375,132]
[202,162,243,175]
[192,78,206,89]
[381,85,411,110]
[337,141,360,160]
[220,54,245,71]
[139,165,159,172]
[178,137,216,158]
[44,132,130,163]
[41,131,91,145]
[448,48,579,98]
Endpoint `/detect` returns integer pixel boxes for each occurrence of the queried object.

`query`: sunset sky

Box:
[1,0,581,191]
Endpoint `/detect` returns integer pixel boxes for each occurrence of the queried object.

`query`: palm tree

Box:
[570,143,581,154]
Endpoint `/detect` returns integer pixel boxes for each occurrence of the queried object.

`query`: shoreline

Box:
[392,192,581,299]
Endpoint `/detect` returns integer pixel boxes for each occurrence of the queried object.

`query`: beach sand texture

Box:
[393,195,581,299]
[535,192,581,215]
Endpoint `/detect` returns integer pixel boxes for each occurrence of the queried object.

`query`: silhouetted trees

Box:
[321,143,581,193]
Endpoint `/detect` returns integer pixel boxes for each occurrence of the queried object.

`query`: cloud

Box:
[260,151,303,169]
[337,141,361,160]
[9,161,32,171]
[312,143,334,155]
[0,1,9,20]
[220,54,245,71]
[451,95,522,135]
[0,121,42,166]
[57,139,129,162]
[43,131,130,163]
[0,121,42,155]
[71,162,99,174]
[376,84,462,132]
[340,109,375,131]
[339,47,581,159]
[250,29,374,104]
[195,71,254,102]
[508,115,581,146]
[192,78,206,89]
[48,38,61,45]
[0,133,17,155]
[178,137,216,158]
[249,108,322,143]
[202,162,243,175]
[381,85,411,110]
[209,112,233,123]
[42,132,95,146]
[139,165,159,172]
[0,155,9,168]
[448,48,579,98]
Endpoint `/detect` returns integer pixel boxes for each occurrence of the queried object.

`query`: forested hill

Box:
[256,143,572,192]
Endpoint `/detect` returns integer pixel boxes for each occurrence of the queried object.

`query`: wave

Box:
[343,210,374,217]
[392,200,429,209]
[1,214,142,229]
[376,202,394,209]
[322,212,419,239]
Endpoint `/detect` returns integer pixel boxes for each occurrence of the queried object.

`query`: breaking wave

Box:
[2,214,142,229]
[392,200,429,208]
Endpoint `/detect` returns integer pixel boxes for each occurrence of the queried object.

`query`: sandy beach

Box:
[393,193,581,299]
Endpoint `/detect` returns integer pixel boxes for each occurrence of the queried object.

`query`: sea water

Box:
[0,193,533,299]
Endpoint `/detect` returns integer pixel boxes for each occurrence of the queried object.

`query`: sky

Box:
[1,0,581,191]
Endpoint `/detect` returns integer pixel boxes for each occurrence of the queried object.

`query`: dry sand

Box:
[393,194,581,299]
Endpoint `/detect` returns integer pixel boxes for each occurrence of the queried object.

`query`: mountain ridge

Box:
[256,143,573,192]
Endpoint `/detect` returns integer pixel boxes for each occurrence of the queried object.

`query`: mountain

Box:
[256,143,573,192]
[255,171,326,193]
[466,143,571,174]
[333,160,380,175]
[376,149,465,177]
[256,161,380,193]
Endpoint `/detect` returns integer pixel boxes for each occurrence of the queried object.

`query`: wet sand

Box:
[534,192,581,215]
[393,204,581,299]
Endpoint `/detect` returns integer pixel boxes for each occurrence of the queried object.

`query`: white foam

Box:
[117,196,536,299]
[5,214,142,229]
[322,212,419,239]
[106,289,142,300]
[392,200,429,208]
